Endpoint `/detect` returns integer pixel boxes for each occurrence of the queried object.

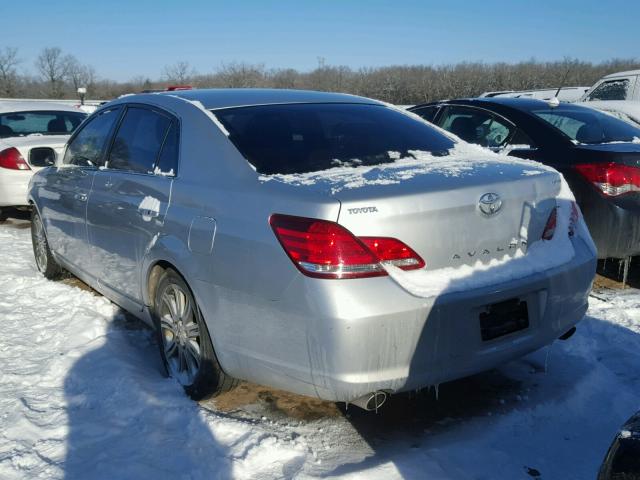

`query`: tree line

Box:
[1,47,639,104]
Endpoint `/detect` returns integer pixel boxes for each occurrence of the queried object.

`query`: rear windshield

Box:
[533,107,640,144]
[213,103,455,174]
[0,110,87,138]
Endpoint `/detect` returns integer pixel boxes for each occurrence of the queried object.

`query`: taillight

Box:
[359,237,424,270]
[0,147,30,170]
[269,214,425,279]
[542,207,557,241]
[542,201,580,240]
[575,162,640,196]
[568,201,580,237]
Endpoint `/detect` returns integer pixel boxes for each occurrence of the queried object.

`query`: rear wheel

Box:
[31,210,62,279]
[153,269,237,400]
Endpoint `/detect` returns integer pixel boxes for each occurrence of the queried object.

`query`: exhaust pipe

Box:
[350,391,388,411]
[558,326,576,341]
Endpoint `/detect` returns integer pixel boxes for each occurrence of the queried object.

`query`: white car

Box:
[576,69,640,127]
[0,101,86,219]
[586,101,640,127]
[580,69,640,103]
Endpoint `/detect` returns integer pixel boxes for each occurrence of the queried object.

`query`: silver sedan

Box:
[28,89,596,410]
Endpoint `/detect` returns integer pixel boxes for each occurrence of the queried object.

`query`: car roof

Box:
[0,100,84,115]
[157,88,382,110]
[471,97,559,110]
[414,97,590,113]
[602,69,640,79]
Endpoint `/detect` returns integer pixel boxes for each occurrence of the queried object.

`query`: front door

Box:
[40,106,122,271]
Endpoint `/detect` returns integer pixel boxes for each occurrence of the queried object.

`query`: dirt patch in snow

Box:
[209,382,342,421]
[596,258,640,290]
[59,275,97,293]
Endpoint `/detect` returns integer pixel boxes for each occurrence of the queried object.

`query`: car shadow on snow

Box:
[63,311,232,480]
[326,316,640,479]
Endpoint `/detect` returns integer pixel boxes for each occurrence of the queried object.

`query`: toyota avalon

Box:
[28,89,596,410]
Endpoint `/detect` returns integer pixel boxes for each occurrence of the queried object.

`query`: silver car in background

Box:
[28,89,596,410]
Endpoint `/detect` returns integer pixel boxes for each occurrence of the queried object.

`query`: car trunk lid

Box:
[334,160,561,270]
[1,135,69,170]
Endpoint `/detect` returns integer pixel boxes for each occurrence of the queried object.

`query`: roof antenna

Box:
[549,63,572,107]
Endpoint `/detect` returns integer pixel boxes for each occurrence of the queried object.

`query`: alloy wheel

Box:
[159,283,201,385]
[32,214,48,272]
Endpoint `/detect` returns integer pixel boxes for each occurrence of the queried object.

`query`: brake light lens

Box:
[542,201,580,240]
[359,237,425,270]
[568,201,580,237]
[542,207,557,241]
[269,214,425,279]
[0,147,30,170]
[575,162,640,196]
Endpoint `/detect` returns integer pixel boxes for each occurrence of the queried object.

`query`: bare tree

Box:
[35,47,71,98]
[66,56,96,95]
[269,68,299,89]
[10,52,640,103]
[214,62,266,88]
[0,47,20,97]
[162,61,194,84]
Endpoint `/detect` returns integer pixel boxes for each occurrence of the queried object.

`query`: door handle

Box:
[74,193,87,202]
[138,208,159,218]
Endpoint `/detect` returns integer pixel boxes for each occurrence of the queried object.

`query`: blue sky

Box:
[2,0,638,81]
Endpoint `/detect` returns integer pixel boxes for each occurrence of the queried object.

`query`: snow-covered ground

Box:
[1,221,639,480]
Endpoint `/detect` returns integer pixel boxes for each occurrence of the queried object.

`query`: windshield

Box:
[533,107,640,144]
[0,110,87,138]
[213,103,455,174]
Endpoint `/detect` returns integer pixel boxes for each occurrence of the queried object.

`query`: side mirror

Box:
[29,147,57,167]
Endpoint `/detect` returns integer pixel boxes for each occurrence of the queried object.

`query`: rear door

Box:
[86,105,178,308]
[436,105,515,150]
[40,106,122,270]
[410,105,441,124]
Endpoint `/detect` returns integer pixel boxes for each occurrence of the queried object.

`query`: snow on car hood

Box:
[384,176,595,298]
[258,142,556,195]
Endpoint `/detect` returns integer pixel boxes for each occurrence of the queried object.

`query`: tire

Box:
[153,268,237,400]
[0,208,8,222]
[31,210,63,279]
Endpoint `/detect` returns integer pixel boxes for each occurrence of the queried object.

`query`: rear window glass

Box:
[533,107,640,144]
[213,103,455,174]
[0,110,86,138]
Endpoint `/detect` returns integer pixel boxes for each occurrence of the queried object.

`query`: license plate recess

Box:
[479,298,529,341]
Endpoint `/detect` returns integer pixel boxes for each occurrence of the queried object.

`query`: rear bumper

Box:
[587,203,640,259]
[578,186,640,259]
[305,236,595,401]
[208,235,596,402]
[0,169,32,207]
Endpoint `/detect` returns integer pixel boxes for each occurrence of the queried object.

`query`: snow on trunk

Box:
[385,176,595,298]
